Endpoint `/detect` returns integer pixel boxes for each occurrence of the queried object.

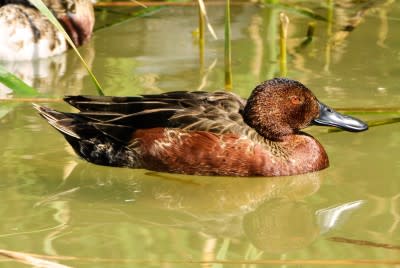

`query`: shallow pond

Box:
[1,1,400,267]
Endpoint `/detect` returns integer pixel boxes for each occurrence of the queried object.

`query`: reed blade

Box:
[197,0,218,40]
[198,2,205,68]
[279,12,289,77]
[0,64,39,97]
[28,0,105,96]
[224,0,232,90]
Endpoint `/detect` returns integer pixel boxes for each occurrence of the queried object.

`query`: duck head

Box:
[49,0,94,46]
[242,78,368,141]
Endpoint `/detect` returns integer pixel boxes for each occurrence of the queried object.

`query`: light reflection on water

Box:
[1,1,400,267]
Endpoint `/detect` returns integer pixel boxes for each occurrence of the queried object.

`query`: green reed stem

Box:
[29,0,105,96]
[279,12,289,77]
[324,0,334,72]
[326,0,334,36]
[264,7,278,79]
[0,65,39,97]
[224,0,233,90]
[336,107,400,114]
[198,3,205,69]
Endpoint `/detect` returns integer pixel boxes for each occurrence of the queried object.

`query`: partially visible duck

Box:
[34,78,368,177]
[0,0,94,61]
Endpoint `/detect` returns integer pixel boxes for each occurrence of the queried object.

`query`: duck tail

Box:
[33,103,140,168]
[33,103,81,139]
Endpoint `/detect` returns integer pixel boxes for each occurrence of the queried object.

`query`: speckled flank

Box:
[0,0,93,61]
[0,4,64,60]
[132,128,328,176]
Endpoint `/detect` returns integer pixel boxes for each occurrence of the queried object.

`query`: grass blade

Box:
[336,107,400,115]
[28,0,105,96]
[0,64,39,97]
[197,0,218,40]
[224,0,232,90]
[279,12,289,77]
[198,1,205,68]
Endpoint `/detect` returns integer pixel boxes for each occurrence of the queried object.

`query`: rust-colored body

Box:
[133,128,328,176]
[34,78,367,177]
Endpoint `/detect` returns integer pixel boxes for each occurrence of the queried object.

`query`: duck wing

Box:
[63,91,251,144]
[0,0,32,6]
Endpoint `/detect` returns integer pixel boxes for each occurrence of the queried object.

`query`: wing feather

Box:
[62,91,255,143]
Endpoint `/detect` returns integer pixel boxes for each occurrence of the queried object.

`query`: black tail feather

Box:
[34,103,140,167]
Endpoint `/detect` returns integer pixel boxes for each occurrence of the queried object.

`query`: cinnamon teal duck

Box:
[0,0,94,61]
[34,78,368,176]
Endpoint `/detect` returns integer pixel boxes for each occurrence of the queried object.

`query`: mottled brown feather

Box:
[34,78,341,177]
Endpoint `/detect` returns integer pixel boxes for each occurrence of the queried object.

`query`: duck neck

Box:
[242,94,295,142]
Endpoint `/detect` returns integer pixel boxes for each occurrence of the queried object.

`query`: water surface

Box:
[1,1,400,267]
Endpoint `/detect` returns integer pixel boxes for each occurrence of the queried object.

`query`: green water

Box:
[1,1,400,267]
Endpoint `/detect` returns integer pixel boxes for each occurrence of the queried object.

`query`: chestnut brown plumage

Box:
[34,78,368,176]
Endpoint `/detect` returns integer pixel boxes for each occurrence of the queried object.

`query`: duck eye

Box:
[289,95,303,105]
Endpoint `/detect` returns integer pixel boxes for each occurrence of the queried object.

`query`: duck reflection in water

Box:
[0,38,95,99]
[36,163,364,254]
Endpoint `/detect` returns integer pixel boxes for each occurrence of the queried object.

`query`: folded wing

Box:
[60,91,251,144]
